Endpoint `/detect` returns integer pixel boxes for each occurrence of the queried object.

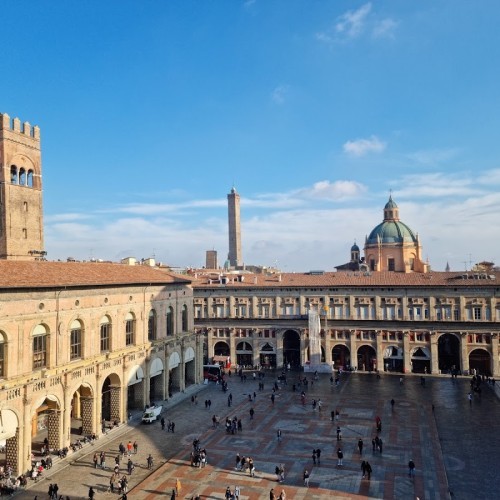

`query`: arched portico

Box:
[127,365,145,410]
[282,330,301,368]
[213,341,230,357]
[70,383,94,436]
[357,345,376,371]
[438,333,461,374]
[149,357,164,402]
[383,345,403,372]
[259,342,276,368]
[184,346,196,387]
[469,348,491,376]
[236,341,253,367]
[101,373,121,423]
[31,395,61,458]
[0,408,20,474]
[332,344,350,370]
[168,351,182,397]
[411,346,431,374]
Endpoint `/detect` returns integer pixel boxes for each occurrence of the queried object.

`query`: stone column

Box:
[22,396,32,474]
[47,410,61,450]
[110,386,122,422]
[229,329,236,367]
[491,334,499,377]
[460,332,470,375]
[252,333,260,368]
[349,331,357,370]
[430,333,439,374]
[6,429,20,475]
[376,332,384,372]
[276,331,283,368]
[403,332,412,373]
[81,397,94,435]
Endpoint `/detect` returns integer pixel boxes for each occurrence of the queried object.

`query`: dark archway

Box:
[260,342,276,368]
[236,341,253,367]
[411,347,431,374]
[283,330,301,368]
[214,341,230,357]
[469,348,491,376]
[332,344,350,370]
[357,345,376,372]
[383,345,403,372]
[438,333,461,374]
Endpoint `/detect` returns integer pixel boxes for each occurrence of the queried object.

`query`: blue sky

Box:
[2,1,500,271]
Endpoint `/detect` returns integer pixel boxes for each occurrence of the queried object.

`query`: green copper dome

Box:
[367,220,417,245]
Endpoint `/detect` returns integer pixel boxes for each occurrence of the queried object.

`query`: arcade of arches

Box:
[205,328,499,377]
[0,345,201,476]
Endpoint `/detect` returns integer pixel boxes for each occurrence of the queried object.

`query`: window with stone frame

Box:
[125,313,135,346]
[0,332,5,377]
[33,333,47,369]
[70,320,82,360]
[148,309,157,341]
[100,318,111,352]
[166,306,174,336]
[181,304,188,332]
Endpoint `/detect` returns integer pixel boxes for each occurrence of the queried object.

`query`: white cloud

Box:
[335,3,372,39]
[343,135,386,157]
[372,18,398,39]
[298,180,367,201]
[407,148,459,166]
[271,85,289,105]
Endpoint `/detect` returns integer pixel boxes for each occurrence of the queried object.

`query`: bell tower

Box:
[0,112,45,260]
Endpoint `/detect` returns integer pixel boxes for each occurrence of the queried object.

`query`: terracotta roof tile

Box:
[0,261,191,289]
[192,271,499,289]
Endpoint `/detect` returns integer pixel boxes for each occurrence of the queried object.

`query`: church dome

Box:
[351,242,360,252]
[367,220,417,245]
[384,196,398,210]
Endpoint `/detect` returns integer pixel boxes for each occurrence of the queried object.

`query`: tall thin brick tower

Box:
[0,112,44,260]
[227,186,242,268]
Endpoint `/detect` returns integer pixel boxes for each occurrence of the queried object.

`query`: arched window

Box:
[70,320,83,360]
[10,165,18,184]
[100,316,111,352]
[125,312,135,346]
[19,168,26,186]
[33,324,49,369]
[148,309,157,341]
[182,304,188,332]
[27,170,34,187]
[166,306,174,336]
[0,331,6,377]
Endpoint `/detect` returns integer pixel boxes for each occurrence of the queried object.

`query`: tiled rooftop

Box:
[191,270,499,288]
[0,261,191,289]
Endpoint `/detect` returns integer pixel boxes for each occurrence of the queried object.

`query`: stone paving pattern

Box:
[17,372,500,499]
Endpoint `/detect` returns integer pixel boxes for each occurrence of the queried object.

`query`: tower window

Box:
[19,168,26,186]
[23,202,28,212]
[22,228,27,239]
[10,166,18,184]
[27,170,34,187]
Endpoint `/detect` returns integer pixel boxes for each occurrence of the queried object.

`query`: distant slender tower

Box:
[227,186,242,267]
[0,112,44,260]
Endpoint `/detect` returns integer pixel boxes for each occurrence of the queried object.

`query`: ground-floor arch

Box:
[0,408,20,473]
[127,365,145,411]
[149,357,165,403]
[213,341,230,358]
[383,345,403,372]
[469,348,491,376]
[31,395,62,459]
[411,346,431,374]
[283,330,301,368]
[357,345,376,371]
[332,344,350,370]
[438,333,461,374]
[260,342,276,368]
[71,383,94,436]
[184,346,196,387]
[168,351,182,397]
[236,341,253,367]
[102,373,122,423]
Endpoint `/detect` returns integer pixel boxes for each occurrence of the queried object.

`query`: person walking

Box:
[303,469,310,487]
[88,487,95,500]
[161,417,165,430]
[365,461,372,480]
[133,441,138,454]
[408,459,415,478]
[358,438,363,454]
[336,426,342,440]
[361,461,367,478]
[277,429,282,442]
[337,447,343,466]
[316,448,321,465]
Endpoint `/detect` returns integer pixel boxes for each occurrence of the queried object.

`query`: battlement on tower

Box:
[0,112,40,141]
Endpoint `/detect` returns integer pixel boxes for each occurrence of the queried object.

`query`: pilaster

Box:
[430,333,439,374]
[403,332,411,373]
[491,334,499,377]
[460,332,469,375]
[376,332,384,372]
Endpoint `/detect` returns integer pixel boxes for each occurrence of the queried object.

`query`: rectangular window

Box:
[0,342,5,377]
[194,305,202,319]
[125,319,135,346]
[100,324,110,352]
[370,259,376,271]
[473,307,482,320]
[70,328,81,360]
[148,313,156,341]
[33,335,47,369]
[454,309,460,321]
[388,258,395,271]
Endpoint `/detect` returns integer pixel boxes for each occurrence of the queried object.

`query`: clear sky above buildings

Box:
[2,1,500,272]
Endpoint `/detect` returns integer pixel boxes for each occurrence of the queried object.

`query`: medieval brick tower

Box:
[227,186,242,268]
[0,112,44,260]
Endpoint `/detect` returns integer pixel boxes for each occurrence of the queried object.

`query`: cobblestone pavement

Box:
[15,372,499,500]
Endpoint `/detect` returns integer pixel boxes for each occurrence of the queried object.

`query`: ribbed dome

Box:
[384,196,398,210]
[367,220,417,245]
[351,242,360,252]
